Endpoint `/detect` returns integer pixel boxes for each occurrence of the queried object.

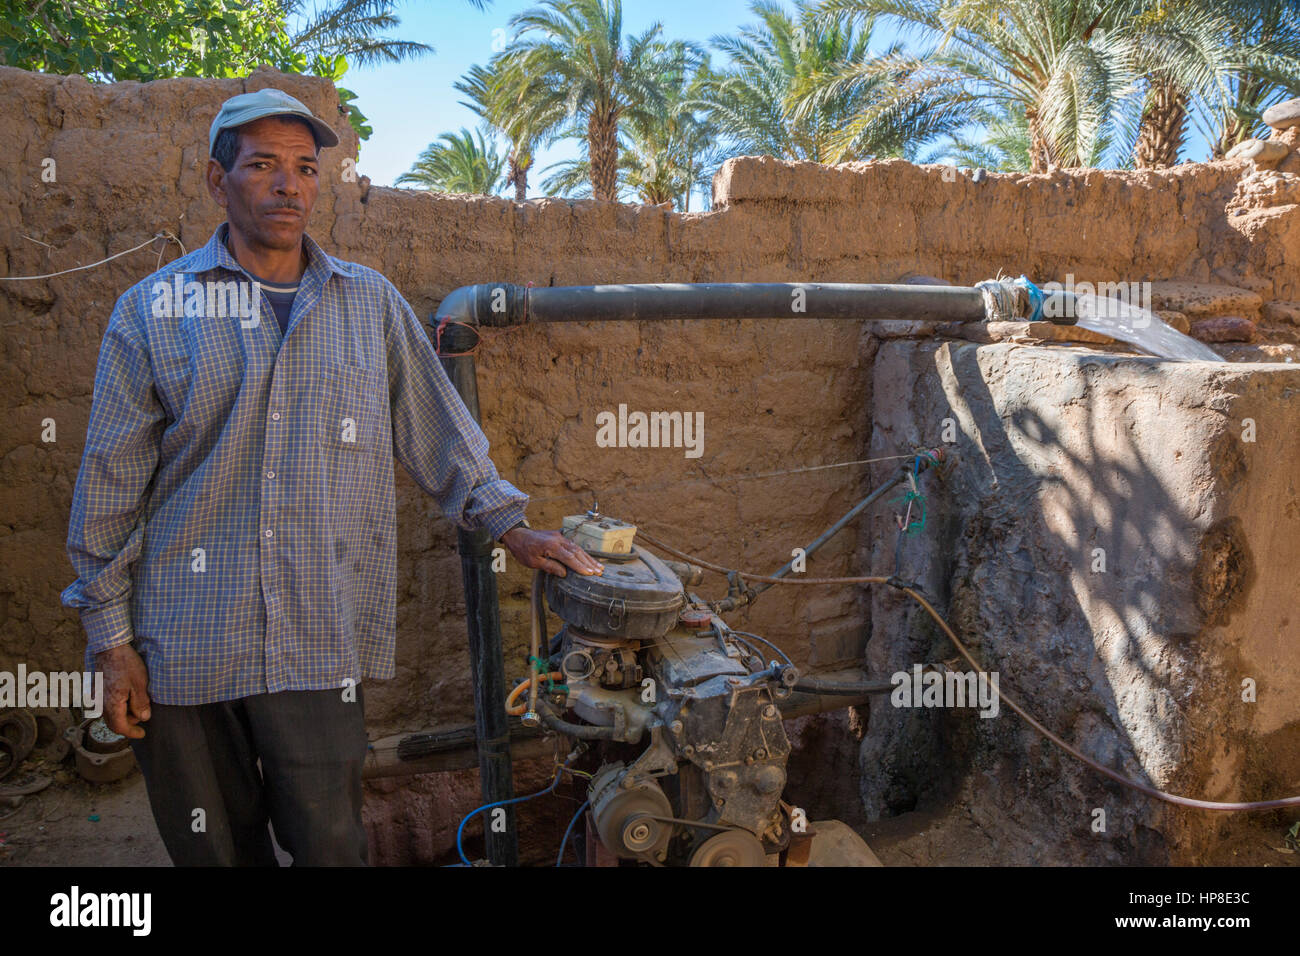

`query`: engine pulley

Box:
[688,829,768,867]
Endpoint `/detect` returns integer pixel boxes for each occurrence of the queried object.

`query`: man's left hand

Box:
[501,527,604,577]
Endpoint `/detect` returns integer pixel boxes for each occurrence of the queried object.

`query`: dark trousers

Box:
[129,686,369,866]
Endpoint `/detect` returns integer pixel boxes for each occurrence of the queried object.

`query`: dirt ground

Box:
[3,755,1293,867]
[0,754,296,867]
[1,759,168,866]
[859,805,1300,868]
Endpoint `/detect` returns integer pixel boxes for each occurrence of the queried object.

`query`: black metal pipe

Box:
[364,723,552,780]
[436,282,991,327]
[792,674,896,696]
[538,701,620,740]
[436,320,518,867]
[749,470,907,600]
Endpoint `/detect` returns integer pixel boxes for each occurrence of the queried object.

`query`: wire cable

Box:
[635,532,1300,812]
[526,453,918,505]
[0,232,182,281]
[637,529,890,585]
[727,630,794,669]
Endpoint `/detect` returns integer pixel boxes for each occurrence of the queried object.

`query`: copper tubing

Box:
[525,572,547,723]
[635,530,1300,812]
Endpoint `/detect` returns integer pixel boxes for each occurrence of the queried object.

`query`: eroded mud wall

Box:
[864,343,1300,863]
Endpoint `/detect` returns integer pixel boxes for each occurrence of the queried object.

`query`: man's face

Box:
[207,115,320,252]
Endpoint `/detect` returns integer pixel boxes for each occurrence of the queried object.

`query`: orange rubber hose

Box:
[506,673,563,717]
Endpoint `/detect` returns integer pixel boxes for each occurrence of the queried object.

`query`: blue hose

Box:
[455,768,563,866]
[556,799,591,867]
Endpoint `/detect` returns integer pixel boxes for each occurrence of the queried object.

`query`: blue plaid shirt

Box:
[62,223,528,705]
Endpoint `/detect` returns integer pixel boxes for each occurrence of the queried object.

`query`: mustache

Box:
[266,200,303,213]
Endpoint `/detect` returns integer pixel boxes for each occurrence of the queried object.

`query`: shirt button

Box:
[264,529,274,538]
[266,470,276,479]
[271,412,281,421]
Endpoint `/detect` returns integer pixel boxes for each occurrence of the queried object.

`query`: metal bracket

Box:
[625,725,678,784]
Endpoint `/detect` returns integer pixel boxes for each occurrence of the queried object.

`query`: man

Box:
[62,88,602,866]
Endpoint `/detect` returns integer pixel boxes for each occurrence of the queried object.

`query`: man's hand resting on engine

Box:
[95,644,152,739]
[501,527,604,577]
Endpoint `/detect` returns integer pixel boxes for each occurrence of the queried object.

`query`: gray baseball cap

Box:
[209,88,340,154]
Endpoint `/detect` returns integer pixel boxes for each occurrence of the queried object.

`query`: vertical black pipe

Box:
[436,320,518,867]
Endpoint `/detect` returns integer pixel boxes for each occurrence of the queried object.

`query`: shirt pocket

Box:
[318,363,384,451]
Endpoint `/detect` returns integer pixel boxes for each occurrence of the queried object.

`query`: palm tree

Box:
[279,0,474,141]
[827,0,1136,171]
[396,128,506,195]
[455,56,564,201]
[1126,2,1249,168]
[697,0,967,164]
[504,0,677,202]
[624,43,722,209]
[1195,0,1300,158]
[541,103,724,209]
[540,136,695,206]
[539,45,722,210]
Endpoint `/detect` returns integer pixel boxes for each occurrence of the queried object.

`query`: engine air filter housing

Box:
[544,545,684,642]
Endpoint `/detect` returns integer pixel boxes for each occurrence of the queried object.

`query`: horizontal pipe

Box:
[777,689,874,718]
[782,667,896,717]
[437,282,990,327]
[791,675,895,696]
[529,283,987,324]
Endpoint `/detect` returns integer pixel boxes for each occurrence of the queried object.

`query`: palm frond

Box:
[281,0,434,67]
[396,127,506,195]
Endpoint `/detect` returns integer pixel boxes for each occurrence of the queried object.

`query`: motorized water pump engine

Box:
[535,510,804,866]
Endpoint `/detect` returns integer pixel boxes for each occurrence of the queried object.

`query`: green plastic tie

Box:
[889,490,927,536]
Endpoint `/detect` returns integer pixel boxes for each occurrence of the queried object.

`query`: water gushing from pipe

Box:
[1071,294,1222,362]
